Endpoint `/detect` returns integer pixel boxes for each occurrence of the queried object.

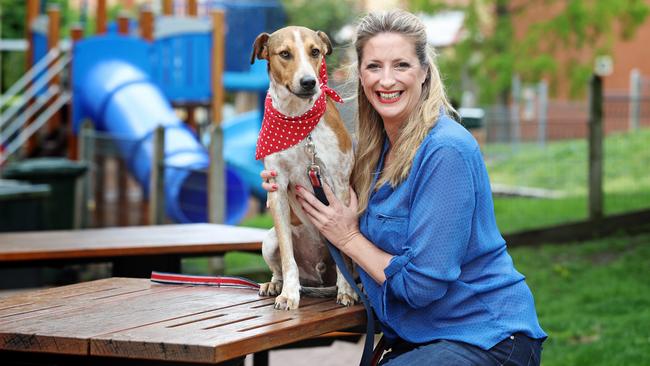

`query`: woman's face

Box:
[359,32,427,128]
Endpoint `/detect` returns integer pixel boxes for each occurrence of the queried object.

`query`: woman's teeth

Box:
[379,91,401,100]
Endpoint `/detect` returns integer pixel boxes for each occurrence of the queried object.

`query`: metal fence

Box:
[477,74,650,232]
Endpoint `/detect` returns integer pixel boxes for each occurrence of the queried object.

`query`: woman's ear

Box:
[420,65,429,85]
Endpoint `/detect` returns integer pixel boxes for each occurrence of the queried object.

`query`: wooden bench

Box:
[0,223,266,277]
[0,277,367,366]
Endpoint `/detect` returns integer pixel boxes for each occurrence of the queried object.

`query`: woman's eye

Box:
[279,51,291,59]
[396,62,410,69]
[311,48,320,57]
[366,63,379,70]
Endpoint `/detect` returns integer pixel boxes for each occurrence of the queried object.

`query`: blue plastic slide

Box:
[221,110,266,200]
[72,36,249,224]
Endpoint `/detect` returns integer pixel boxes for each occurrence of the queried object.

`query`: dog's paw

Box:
[259,281,282,297]
[274,288,300,310]
[336,291,359,307]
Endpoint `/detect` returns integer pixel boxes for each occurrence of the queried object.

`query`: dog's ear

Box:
[251,32,270,64]
[317,31,333,56]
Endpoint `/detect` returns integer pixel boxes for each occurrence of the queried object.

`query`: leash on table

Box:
[306,135,384,366]
[152,268,384,365]
[151,271,261,290]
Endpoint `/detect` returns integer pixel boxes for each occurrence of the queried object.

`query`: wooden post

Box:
[588,75,603,220]
[149,126,166,225]
[25,0,39,70]
[117,12,130,35]
[24,0,40,156]
[94,156,106,227]
[136,0,152,225]
[96,0,107,34]
[188,0,198,16]
[78,120,95,228]
[187,106,197,131]
[46,4,61,133]
[208,10,226,224]
[68,25,84,161]
[116,15,131,226]
[185,0,199,133]
[211,10,225,129]
[162,0,174,16]
[139,5,154,42]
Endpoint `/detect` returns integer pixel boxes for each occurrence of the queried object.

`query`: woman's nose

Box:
[379,68,396,88]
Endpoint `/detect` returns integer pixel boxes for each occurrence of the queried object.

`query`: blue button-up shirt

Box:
[358,115,547,349]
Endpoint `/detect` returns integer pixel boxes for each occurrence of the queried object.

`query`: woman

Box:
[262,10,546,365]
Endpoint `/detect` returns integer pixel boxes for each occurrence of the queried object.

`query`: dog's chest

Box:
[264,118,350,183]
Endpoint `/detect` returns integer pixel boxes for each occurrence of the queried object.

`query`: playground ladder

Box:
[0,48,71,166]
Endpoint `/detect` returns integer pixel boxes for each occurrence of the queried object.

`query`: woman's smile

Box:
[377,90,404,103]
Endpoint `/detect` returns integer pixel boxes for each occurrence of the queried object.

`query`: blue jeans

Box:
[378,333,543,366]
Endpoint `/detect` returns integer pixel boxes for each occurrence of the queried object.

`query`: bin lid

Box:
[0,179,51,201]
[2,158,88,179]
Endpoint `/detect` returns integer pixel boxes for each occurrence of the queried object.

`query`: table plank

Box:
[0,224,267,262]
[0,278,366,364]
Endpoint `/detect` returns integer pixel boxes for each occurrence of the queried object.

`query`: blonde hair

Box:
[350,10,457,213]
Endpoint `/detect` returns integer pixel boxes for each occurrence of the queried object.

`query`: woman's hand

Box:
[260,170,278,192]
[295,183,361,250]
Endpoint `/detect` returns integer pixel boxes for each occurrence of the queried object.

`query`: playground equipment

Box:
[3,0,281,225]
[72,36,250,224]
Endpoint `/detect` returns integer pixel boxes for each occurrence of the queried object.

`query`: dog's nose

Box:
[300,77,316,91]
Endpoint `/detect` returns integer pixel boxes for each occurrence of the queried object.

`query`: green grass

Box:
[510,229,650,365]
[237,128,650,235]
[484,128,650,232]
[494,189,650,233]
[483,128,650,196]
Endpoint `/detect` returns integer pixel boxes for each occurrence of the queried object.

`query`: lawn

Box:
[484,128,650,232]
[510,228,650,365]
[235,128,650,234]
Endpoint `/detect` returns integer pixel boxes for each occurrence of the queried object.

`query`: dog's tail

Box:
[300,286,338,298]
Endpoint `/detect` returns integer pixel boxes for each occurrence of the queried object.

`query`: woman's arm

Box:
[261,169,393,283]
[295,184,393,284]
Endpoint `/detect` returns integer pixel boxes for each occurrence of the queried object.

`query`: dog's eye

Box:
[311,48,320,57]
[279,50,291,59]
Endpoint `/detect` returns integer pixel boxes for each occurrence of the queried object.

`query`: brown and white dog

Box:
[251,27,357,310]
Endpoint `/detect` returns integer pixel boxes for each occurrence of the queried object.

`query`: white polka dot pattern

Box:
[255,59,343,160]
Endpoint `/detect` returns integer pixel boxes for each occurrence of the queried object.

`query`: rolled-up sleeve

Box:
[381,145,476,312]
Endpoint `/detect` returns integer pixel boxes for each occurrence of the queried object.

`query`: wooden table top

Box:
[0,277,366,364]
[0,224,267,262]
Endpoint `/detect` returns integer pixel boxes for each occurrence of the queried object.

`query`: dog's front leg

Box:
[267,188,301,310]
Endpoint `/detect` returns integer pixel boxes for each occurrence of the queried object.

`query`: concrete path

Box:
[244,336,379,366]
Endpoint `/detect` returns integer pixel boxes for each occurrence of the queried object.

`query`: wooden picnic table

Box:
[0,277,367,365]
[0,223,267,277]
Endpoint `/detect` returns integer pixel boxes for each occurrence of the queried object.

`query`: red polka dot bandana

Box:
[255,59,343,160]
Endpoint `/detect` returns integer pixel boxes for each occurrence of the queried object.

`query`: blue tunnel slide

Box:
[72,36,265,224]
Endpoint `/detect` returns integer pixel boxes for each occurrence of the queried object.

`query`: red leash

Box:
[151,271,385,365]
[150,271,260,290]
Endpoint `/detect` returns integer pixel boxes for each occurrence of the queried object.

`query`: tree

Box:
[409,0,650,104]
[280,0,362,69]
[0,0,80,93]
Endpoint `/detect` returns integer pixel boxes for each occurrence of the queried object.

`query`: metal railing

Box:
[0,47,70,165]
